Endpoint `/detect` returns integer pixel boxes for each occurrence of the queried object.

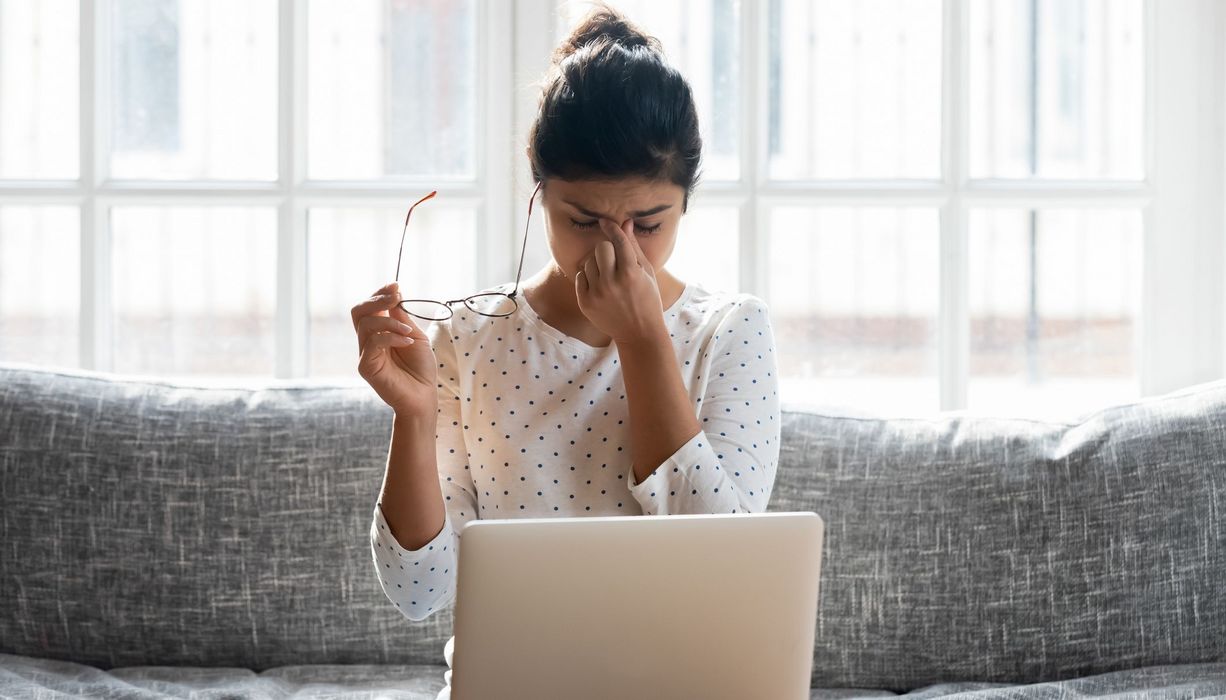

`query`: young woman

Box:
[356,6,781,697]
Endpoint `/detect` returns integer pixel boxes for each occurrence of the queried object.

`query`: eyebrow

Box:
[563,200,674,219]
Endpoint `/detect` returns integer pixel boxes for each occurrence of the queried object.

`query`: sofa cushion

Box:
[0,362,454,670]
[772,381,1226,689]
[0,652,448,699]
[2,360,1224,691]
[1,652,1225,699]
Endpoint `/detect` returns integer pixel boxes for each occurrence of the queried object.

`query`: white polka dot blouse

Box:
[371,278,782,624]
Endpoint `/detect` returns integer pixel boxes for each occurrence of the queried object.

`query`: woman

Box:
[357,5,781,697]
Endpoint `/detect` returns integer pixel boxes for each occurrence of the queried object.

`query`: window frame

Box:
[0,0,1221,410]
[51,0,510,379]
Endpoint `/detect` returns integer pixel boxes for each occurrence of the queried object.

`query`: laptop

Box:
[450,511,824,700]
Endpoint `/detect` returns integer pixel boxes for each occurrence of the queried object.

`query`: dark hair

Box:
[527,4,703,211]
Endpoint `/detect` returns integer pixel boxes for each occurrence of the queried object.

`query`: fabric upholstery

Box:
[773,384,1226,689]
[0,362,455,671]
[1,361,1223,692]
[2,653,1226,699]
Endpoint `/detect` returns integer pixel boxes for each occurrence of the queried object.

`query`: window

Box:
[0,0,499,381]
[549,0,1221,419]
[1,0,1222,420]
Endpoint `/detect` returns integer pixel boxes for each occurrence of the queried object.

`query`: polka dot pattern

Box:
[369,281,782,635]
[623,295,781,516]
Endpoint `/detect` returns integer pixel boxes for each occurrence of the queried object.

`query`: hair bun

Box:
[529,2,703,209]
[551,4,661,66]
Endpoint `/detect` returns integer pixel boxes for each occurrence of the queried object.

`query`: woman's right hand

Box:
[352,281,438,417]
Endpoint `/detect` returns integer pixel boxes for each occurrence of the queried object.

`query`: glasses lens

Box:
[401,300,452,320]
[465,293,516,317]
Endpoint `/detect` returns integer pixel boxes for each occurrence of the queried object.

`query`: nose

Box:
[599,217,632,232]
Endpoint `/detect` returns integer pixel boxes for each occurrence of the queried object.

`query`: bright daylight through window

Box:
[0,0,1219,422]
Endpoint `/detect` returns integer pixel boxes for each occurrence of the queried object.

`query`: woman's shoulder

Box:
[680,281,769,326]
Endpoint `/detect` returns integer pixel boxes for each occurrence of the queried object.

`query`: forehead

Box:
[546,177,683,212]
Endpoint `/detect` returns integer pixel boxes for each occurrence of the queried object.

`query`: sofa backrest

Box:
[775,384,1226,689]
[0,362,453,671]
[2,361,1224,688]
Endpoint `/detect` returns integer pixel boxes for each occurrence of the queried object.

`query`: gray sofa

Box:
[1,360,1224,699]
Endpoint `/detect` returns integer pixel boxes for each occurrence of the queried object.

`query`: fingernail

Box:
[400,322,413,333]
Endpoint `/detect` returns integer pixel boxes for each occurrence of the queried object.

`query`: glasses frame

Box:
[394,181,543,321]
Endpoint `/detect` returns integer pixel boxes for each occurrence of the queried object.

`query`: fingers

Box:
[357,314,416,356]
[594,238,616,278]
[351,283,404,335]
[598,218,637,270]
[575,266,588,297]
[583,253,601,286]
[618,219,648,266]
[388,298,413,326]
[357,328,416,377]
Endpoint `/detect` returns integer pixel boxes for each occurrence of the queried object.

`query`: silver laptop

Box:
[450,511,824,700]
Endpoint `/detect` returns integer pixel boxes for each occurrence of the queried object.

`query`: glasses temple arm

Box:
[508,181,543,298]
[395,190,438,284]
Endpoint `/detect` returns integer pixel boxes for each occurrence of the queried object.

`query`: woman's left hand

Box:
[575,218,667,346]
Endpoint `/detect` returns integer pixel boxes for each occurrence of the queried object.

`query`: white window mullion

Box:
[962,181,1151,203]
[1139,0,1159,399]
[1145,0,1226,395]
[482,0,514,289]
[938,0,969,411]
[79,205,111,371]
[275,0,306,379]
[510,0,559,285]
[80,0,113,373]
[741,0,766,302]
[275,201,308,379]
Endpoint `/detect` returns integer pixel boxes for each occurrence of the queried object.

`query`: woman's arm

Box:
[617,327,703,486]
[575,218,780,513]
[371,319,478,622]
[620,295,782,515]
[379,411,445,551]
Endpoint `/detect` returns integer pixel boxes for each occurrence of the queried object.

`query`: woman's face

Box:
[539,176,685,282]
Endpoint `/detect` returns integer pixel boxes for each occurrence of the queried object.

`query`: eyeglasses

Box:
[394,181,542,321]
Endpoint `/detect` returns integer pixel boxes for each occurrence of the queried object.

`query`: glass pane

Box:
[666,206,738,295]
[969,0,1144,180]
[307,205,478,377]
[0,207,80,366]
[112,207,277,376]
[558,0,740,181]
[307,0,477,180]
[109,0,278,180]
[768,0,942,180]
[769,207,940,413]
[0,0,79,179]
[968,208,1141,418]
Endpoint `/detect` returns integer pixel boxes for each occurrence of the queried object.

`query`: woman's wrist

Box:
[393,408,437,432]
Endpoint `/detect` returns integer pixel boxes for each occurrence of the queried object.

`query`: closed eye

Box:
[569,219,661,235]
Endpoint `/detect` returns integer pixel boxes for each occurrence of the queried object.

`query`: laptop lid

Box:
[451,511,824,700]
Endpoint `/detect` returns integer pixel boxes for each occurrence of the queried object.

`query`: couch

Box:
[2,360,1224,698]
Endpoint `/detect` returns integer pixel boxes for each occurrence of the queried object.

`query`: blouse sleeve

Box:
[370,317,478,622]
[625,294,782,516]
